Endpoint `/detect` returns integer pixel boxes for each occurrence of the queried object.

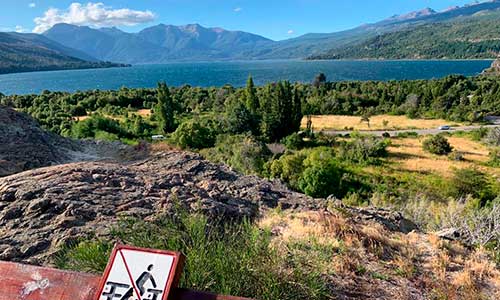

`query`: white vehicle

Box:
[151,135,166,141]
[438,125,451,131]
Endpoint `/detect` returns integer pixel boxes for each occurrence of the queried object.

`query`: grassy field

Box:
[387,136,499,178]
[302,115,464,131]
[75,109,152,121]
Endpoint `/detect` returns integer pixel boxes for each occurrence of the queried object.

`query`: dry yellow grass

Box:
[74,109,151,122]
[136,109,152,117]
[301,115,463,131]
[388,137,499,178]
[260,210,500,299]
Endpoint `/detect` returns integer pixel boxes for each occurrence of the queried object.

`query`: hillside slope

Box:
[0,32,127,74]
[310,12,500,60]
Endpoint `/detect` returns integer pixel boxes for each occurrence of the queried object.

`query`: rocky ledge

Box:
[0,151,320,265]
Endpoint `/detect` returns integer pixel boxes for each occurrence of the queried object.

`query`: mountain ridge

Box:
[0,31,128,74]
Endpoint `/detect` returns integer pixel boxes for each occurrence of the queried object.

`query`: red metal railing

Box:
[0,261,251,300]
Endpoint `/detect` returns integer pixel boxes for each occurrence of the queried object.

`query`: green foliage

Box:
[422,135,453,155]
[337,135,390,164]
[298,160,343,198]
[311,13,500,60]
[70,115,128,139]
[245,75,259,113]
[200,134,271,175]
[155,82,176,134]
[449,168,494,204]
[265,148,353,198]
[224,98,259,135]
[55,210,330,300]
[172,117,220,149]
[282,133,306,150]
[488,148,500,167]
[259,81,302,142]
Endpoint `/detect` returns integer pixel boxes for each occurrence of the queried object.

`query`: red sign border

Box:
[95,244,185,300]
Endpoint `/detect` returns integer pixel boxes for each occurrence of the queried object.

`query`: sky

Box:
[0,0,486,40]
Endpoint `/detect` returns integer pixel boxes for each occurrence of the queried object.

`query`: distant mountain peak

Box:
[388,7,437,21]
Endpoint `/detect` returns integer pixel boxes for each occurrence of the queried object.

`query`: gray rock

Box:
[0,151,320,264]
[436,228,462,241]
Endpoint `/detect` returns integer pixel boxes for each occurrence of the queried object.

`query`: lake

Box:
[0,60,492,95]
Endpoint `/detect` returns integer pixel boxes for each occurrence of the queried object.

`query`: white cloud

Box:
[287,30,295,35]
[33,2,155,33]
[29,3,36,8]
[15,25,27,33]
[233,7,242,12]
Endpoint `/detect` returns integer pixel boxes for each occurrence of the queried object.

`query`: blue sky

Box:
[1,0,481,40]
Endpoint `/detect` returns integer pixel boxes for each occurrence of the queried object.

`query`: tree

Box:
[360,113,371,128]
[155,82,175,134]
[245,75,259,113]
[313,73,327,88]
[225,99,259,135]
[172,119,217,149]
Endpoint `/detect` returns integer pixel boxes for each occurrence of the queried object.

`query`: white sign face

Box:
[97,246,179,300]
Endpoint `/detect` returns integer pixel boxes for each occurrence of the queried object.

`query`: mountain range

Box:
[0,32,127,74]
[2,0,500,73]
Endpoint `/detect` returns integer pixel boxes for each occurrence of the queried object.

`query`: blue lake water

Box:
[0,60,493,95]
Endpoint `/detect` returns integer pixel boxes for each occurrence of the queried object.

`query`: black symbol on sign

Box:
[101,264,163,300]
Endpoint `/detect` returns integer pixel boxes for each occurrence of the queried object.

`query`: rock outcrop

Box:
[0,151,320,264]
[0,105,81,177]
[0,105,147,177]
[483,57,500,74]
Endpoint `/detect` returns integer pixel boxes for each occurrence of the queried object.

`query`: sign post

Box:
[96,245,184,300]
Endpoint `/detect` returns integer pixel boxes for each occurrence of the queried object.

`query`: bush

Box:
[55,210,329,300]
[485,127,500,146]
[489,148,500,167]
[422,135,453,155]
[172,118,219,149]
[396,131,418,138]
[448,150,465,161]
[337,136,390,164]
[449,168,494,204]
[298,161,343,198]
[70,115,128,139]
[265,148,350,198]
[282,132,305,150]
[200,134,271,175]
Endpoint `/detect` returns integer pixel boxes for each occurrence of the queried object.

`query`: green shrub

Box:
[448,150,465,161]
[200,134,271,175]
[337,136,390,164]
[298,162,342,198]
[396,131,419,138]
[449,168,494,204]
[265,148,350,198]
[422,135,453,155]
[488,148,500,167]
[469,127,489,141]
[70,115,129,139]
[55,210,329,300]
[172,118,220,149]
[282,133,305,150]
[264,151,307,190]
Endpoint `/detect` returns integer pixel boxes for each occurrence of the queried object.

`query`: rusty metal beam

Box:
[0,261,251,300]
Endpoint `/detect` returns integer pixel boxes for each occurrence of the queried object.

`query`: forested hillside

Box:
[310,12,500,60]
[0,32,127,74]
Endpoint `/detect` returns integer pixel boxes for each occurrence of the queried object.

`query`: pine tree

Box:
[155,82,175,134]
[245,75,259,112]
[292,85,303,132]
